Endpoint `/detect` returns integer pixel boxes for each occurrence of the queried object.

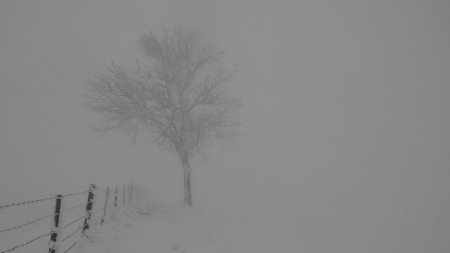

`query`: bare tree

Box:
[86,28,240,206]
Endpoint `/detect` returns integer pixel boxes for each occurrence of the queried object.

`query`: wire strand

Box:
[63,241,78,253]
[63,190,89,198]
[0,213,53,233]
[61,226,83,242]
[1,231,51,253]
[66,202,86,212]
[62,235,84,253]
[63,214,87,229]
[0,196,56,210]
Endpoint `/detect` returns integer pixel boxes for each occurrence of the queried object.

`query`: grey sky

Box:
[1,0,450,249]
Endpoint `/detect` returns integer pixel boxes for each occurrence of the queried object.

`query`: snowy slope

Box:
[4,198,447,253]
[76,201,450,253]
[65,190,450,253]
[77,203,306,253]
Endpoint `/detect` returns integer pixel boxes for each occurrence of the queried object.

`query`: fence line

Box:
[62,235,84,253]
[61,226,83,242]
[0,196,57,210]
[0,213,54,233]
[63,214,87,229]
[0,183,138,253]
[0,188,101,211]
[1,231,52,253]
[62,191,90,198]
[66,202,86,212]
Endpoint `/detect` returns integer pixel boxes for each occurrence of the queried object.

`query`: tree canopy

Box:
[86,28,240,205]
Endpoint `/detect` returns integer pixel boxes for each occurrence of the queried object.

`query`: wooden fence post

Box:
[114,186,118,208]
[130,183,135,206]
[122,184,126,206]
[82,184,95,234]
[48,194,64,253]
[128,183,132,205]
[101,187,109,225]
[134,184,138,202]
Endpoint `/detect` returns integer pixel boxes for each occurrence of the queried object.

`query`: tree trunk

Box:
[183,166,192,206]
[180,154,193,206]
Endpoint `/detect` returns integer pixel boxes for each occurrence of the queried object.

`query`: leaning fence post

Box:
[82,184,95,234]
[114,186,118,208]
[129,183,134,206]
[127,184,131,205]
[122,184,126,206]
[134,184,138,203]
[48,194,64,253]
[101,187,109,225]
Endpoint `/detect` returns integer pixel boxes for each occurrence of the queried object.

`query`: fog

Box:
[1,0,450,251]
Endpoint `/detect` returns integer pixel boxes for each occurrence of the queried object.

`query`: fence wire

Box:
[63,241,78,253]
[66,202,86,212]
[0,196,56,210]
[61,225,83,242]
[63,214,87,229]
[61,201,118,253]
[0,213,53,233]
[0,231,51,253]
[63,190,89,198]
[0,185,123,253]
[0,188,91,211]
[62,236,84,253]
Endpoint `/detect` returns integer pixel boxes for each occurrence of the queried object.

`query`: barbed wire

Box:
[0,196,56,210]
[0,231,51,253]
[63,190,89,198]
[62,235,84,253]
[0,212,53,233]
[0,186,104,211]
[63,214,87,229]
[0,189,89,211]
[61,202,117,245]
[66,202,86,212]
[0,185,122,253]
[61,226,83,242]
[0,187,107,232]
[0,205,122,252]
[63,241,78,253]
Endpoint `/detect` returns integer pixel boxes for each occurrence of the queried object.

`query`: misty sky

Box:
[1,0,450,247]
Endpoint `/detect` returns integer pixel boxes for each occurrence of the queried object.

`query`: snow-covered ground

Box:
[2,193,450,253]
[0,189,115,253]
[78,203,305,253]
[76,202,450,253]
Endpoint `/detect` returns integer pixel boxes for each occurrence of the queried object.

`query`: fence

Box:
[0,183,139,253]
